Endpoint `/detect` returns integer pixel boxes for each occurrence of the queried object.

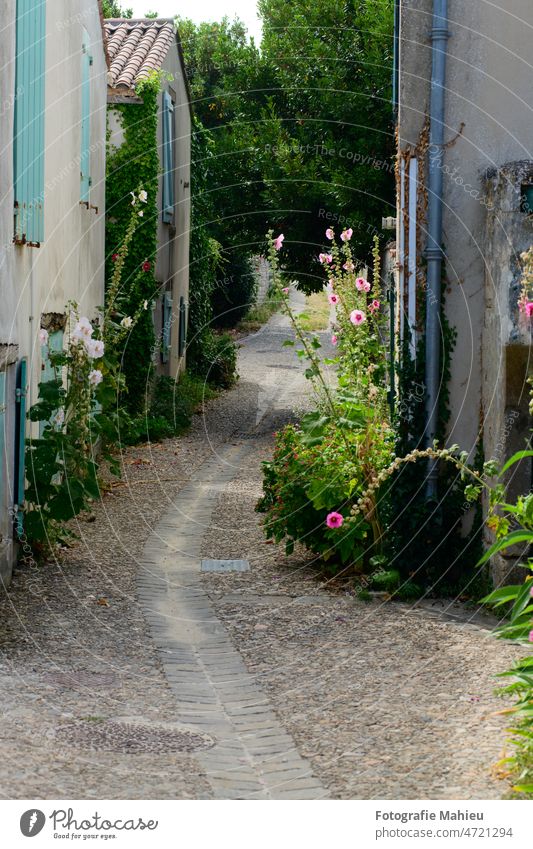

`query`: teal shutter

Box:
[14,0,46,246]
[14,359,27,536]
[162,292,173,363]
[162,91,174,223]
[40,329,63,435]
[80,28,92,202]
[178,296,187,357]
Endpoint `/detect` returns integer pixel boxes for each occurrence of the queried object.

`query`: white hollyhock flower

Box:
[138,210,144,217]
[138,190,148,203]
[85,338,104,360]
[38,328,49,345]
[143,300,149,310]
[72,317,93,343]
[130,191,136,205]
[120,316,133,329]
[88,369,103,386]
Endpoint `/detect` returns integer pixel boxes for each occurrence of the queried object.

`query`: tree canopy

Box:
[178,1,395,288]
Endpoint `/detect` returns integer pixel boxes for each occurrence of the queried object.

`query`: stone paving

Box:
[0,294,524,799]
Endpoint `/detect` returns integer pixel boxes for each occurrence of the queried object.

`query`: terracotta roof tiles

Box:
[104,18,175,90]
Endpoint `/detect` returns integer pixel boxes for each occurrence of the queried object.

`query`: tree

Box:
[101,1,133,17]
[257,0,395,281]
[177,1,395,294]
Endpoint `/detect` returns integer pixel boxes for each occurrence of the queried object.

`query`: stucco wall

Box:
[398,0,533,454]
[0,0,107,583]
[155,39,191,380]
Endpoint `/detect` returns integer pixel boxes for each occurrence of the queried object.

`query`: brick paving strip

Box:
[138,442,328,800]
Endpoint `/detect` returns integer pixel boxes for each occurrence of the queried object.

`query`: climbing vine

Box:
[105,72,161,412]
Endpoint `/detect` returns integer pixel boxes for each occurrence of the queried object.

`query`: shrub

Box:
[211,253,257,328]
[256,229,394,575]
[190,331,238,389]
[120,373,216,445]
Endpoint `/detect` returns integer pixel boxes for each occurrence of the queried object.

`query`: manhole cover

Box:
[201,559,250,572]
[42,672,118,690]
[55,720,215,754]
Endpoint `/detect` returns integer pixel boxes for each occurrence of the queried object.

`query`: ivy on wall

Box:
[105,73,161,412]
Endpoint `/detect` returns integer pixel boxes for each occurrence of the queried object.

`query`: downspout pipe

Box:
[424,0,450,500]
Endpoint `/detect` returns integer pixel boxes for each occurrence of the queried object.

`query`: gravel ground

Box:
[0,296,524,799]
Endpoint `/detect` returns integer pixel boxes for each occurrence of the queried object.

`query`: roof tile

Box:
[104,19,175,90]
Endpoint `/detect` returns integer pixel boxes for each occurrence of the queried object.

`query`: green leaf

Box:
[477,530,533,566]
[499,451,533,476]
[481,585,522,606]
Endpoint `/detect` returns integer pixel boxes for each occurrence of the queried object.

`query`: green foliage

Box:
[120,373,216,445]
[191,332,238,389]
[106,74,161,412]
[25,311,117,550]
[257,423,372,568]
[178,2,395,285]
[257,231,394,576]
[211,254,257,327]
[381,303,484,594]
[101,1,132,16]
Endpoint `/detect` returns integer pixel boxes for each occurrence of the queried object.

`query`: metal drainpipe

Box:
[424,0,450,500]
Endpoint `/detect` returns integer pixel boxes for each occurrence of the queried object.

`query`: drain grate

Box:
[42,672,118,690]
[55,720,215,754]
[201,559,250,573]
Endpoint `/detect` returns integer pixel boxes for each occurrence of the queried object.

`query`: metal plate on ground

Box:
[55,720,215,754]
[41,671,119,690]
[201,559,250,573]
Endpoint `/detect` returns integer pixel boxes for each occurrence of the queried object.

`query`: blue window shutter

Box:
[14,358,27,535]
[14,0,46,245]
[0,372,6,518]
[80,28,92,202]
[39,329,63,436]
[162,91,174,223]
[178,296,187,357]
[162,292,173,363]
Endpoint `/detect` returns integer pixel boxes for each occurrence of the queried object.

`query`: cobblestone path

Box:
[0,296,523,799]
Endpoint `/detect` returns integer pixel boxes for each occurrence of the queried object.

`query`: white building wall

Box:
[0,0,107,583]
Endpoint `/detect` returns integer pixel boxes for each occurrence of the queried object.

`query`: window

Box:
[14,0,46,246]
[162,91,175,223]
[161,292,173,363]
[80,28,93,203]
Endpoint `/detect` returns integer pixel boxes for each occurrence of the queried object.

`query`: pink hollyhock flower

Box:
[529,629,533,643]
[142,260,151,272]
[525,302,533,317]
[273,233,285,251]
[85,338,105,360]
[326,511,344,529]
[529,584,533,597]
[350,309,366,326]
[318,253,332,264]
[38,328,49,345]
[369,299,381,313]
[325,228,334,240]
[282,287,289,294]
[356,277,371,292]
[340,228,353,242]
[331,334,338,346]
[111,253,119,262]
[89,369,103,386]
[328,292,339,305]
[343,261,354,272]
